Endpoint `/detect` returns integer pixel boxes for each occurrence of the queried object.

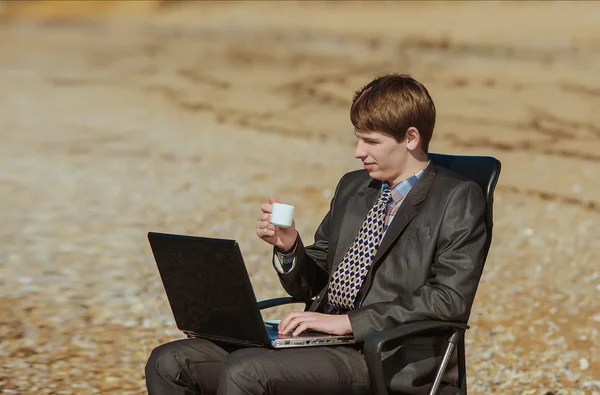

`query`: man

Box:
[145,74,487,395]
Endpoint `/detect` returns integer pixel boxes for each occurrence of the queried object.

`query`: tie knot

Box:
[379,187,392,203]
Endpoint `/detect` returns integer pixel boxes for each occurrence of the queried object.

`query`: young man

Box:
[145,74,487,395]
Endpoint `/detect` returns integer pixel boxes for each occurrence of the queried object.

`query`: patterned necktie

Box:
[328,187,393,310]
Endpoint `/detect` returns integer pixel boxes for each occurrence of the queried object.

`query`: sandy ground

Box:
[0,1,599,394]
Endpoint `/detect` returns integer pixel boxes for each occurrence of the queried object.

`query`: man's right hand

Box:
[256,196,298,252]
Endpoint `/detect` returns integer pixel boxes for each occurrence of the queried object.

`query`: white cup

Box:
[270,203,295,228]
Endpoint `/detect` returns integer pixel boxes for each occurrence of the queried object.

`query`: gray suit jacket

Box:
[277,163,487,393]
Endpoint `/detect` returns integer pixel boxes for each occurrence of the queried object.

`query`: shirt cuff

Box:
[273,239,298,273]
[273,253,296,273]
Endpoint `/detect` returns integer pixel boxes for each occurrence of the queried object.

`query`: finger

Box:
[261,203,273,214]
[256,222,275,236]
[283,314,313,335]
[268,196,280,204]
[279,318,298,335]
[261,228,275,237]
[292,323,309,337]
[258,213,271,222]
[279,312,302,334]
[278,315,295,334]
[257,222,276,232]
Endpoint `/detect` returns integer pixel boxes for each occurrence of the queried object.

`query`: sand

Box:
[0,1,599,394]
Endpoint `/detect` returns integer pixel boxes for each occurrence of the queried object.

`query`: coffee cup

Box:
[270,203,295,228]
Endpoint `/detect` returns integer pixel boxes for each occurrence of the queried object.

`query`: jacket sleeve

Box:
[275,175,347,301]
[347,181,488,342]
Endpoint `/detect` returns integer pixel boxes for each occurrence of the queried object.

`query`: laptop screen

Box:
[148,232,269,347]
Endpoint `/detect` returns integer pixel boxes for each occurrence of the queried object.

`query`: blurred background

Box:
[1,1,599,394]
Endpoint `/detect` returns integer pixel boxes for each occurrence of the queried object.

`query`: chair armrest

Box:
[257,296,312,311]
[364,321,469,395]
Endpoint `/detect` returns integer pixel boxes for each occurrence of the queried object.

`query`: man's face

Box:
[354,129,410,185]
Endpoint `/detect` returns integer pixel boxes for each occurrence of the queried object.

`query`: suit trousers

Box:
[145,338,370,395]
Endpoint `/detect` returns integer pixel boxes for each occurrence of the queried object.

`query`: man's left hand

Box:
[278,312,352,336]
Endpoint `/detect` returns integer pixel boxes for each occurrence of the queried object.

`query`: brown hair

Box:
[350,74,436,152]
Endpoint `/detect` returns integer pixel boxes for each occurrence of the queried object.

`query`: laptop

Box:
[147,232,356,349]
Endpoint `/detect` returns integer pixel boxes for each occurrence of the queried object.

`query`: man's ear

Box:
[405,127,421,150]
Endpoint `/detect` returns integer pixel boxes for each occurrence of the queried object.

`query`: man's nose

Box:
[354,142,367,159]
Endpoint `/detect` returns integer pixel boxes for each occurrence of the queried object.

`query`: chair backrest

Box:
[428,153,501,265]
[428,153,501,394]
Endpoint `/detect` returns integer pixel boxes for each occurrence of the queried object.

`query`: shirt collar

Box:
[381,161,430,202]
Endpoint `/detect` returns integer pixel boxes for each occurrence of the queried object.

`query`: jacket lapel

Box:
[332,178,381,272]
[372,164,437,264]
